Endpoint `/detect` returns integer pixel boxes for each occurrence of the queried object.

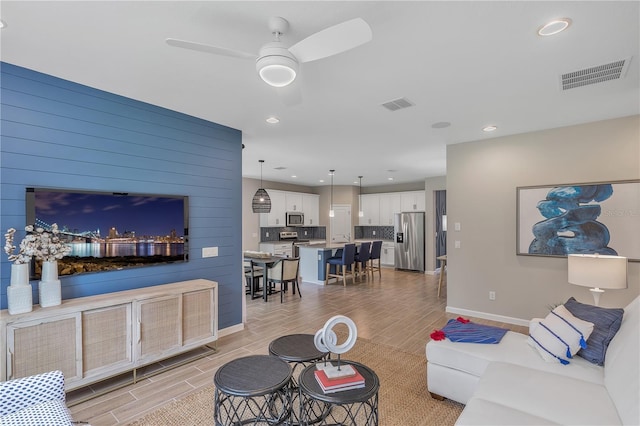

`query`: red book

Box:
[314,367,365,393]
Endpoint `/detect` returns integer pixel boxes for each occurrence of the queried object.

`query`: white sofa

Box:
[426,296,639,425]
[0,370,74,425]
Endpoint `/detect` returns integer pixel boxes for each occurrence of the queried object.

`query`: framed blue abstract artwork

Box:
[517,180,640,262]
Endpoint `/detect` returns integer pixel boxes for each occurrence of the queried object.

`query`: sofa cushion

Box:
[472,362,621,425]
[528,305,594,364]
[564,297,624,365]
[603,296,640,426]
[455,397,558,425]
[426,330,604,385]
[0,399,73,426]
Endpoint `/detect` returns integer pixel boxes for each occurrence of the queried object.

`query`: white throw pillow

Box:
[528,305,594,364]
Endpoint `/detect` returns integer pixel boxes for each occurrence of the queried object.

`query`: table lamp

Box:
[567,254,628,306]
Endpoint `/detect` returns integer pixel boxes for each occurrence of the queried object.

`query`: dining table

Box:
[243,254,287,302]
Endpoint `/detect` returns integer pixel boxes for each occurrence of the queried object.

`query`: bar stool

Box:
[325,243,356,286]
[369,240,383,279]
[354,241,371,281]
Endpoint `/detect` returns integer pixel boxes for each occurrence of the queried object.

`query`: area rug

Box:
[128,337,464,425]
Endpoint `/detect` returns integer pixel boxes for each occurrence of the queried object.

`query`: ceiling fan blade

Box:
[288,18,372,64]
[165,38,256,60]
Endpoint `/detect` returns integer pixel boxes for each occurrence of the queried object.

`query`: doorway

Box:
[435,190,447,259]
[330,204,352,243]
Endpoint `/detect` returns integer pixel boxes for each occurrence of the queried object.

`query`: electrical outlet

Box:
[304,231,308,236]
[373,230,376,235]
[454,240,461,249]
[455,222,461,231]
[266,232,269,238]
[489,291,496,301]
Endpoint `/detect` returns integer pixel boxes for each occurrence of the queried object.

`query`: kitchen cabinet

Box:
[379,194,401,226]
[359,194,380,225]
[285,192,303,212]
[259,190,286,227]
[2,280,217,391]
[381,242,395,267]
[302,194,320,226]
[259,242,293,257]
[401,191,425,212]
[260,190,319,227]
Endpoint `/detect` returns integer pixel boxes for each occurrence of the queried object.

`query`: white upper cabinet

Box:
[400,191,425,212]
[259,190,286,227]
[302,194,320,226]
[260,190,319,227]
[285,192,303,212]
[359,194,380,225]
[379,193,401,226]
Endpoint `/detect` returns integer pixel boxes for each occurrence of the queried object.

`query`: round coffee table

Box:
[298,360,379,425]
[214,355,293,425]
[269,334,329,382]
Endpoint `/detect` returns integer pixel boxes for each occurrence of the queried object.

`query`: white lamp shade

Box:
[256,43,298,87]
[568,254,628,290]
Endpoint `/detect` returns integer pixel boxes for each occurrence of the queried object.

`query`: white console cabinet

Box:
[1,279,217,391]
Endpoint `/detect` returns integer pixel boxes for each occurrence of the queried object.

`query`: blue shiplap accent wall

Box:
[0,62,243,329]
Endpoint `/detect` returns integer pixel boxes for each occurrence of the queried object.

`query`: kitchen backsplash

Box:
[354,226,394,241]
[260,226,327,242]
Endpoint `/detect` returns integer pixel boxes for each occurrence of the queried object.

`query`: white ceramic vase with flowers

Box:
[33,224,72,307]
[4,227,35,314]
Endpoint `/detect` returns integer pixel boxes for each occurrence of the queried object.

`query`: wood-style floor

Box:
[67,268,527,425]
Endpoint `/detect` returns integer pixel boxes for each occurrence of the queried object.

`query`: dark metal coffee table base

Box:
[214,355,293,425]
[298,360,379,426]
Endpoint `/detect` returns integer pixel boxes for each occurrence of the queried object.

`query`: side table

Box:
[269,334,329,424]
[214,354,293,425]
[298,360,379,425]
[269,334,329,383]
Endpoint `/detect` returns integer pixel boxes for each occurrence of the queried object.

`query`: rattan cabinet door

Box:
[82,304,133,376]
[134,295,181,363]
[6,312,82,383]
[182,288,215,346]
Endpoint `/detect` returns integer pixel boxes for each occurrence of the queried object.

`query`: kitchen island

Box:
[298,240,393,285]
[298,243,348,285]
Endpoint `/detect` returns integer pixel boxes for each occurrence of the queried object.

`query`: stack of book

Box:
[314,364,365,394]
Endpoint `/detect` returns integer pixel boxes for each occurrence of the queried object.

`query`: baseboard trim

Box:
[218,323,245,337]
[446,306,529,327]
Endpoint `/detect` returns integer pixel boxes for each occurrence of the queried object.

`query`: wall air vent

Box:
[381,97,414,111]
[274,166,287,170]
[561,57,631,90]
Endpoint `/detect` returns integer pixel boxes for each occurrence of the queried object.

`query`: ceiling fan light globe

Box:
[257,56,298,87]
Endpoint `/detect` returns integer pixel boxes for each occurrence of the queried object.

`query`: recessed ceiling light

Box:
[388,177,394,181]
[0,20,6,29]
[483,125,498,132]
[319,179,325,183]
[266,116,280,124]
[291,175,297,178]
[537,18,572,36]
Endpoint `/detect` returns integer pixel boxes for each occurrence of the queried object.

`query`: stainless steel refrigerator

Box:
[394,212,425,272]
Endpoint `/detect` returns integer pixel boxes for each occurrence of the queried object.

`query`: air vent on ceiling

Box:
[561,58,631,90]
[381,97,414,111]
[274,166,287,170]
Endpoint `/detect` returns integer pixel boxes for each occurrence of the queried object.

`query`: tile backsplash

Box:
[354,226,394,241]
[261,226,326,242]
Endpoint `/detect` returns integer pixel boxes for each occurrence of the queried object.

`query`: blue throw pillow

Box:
[564,297,624,366]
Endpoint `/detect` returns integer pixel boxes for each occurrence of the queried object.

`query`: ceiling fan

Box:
[166,16,372,88]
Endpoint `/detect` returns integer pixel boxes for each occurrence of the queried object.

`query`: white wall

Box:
[447,115,640,323]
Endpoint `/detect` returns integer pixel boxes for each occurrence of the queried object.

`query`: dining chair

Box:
[369,240,383,279]
[244,260,264,300]
[354,241,371,281]
[267,258,301,303]
[325,243,356,286]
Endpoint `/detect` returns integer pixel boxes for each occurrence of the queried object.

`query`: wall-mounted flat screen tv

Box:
[26,187,188,279]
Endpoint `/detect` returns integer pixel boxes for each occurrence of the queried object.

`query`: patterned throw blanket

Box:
[430,317,508,344]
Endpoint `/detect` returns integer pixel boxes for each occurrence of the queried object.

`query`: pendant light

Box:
[329,169,335,218]
[358,176,364,217]
[252,160,271,213]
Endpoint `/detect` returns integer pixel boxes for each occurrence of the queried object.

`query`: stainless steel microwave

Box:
[286,211,304,226]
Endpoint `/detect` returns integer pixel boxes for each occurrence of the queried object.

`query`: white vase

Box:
[7,263,33,315]
[39,260,61,308]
